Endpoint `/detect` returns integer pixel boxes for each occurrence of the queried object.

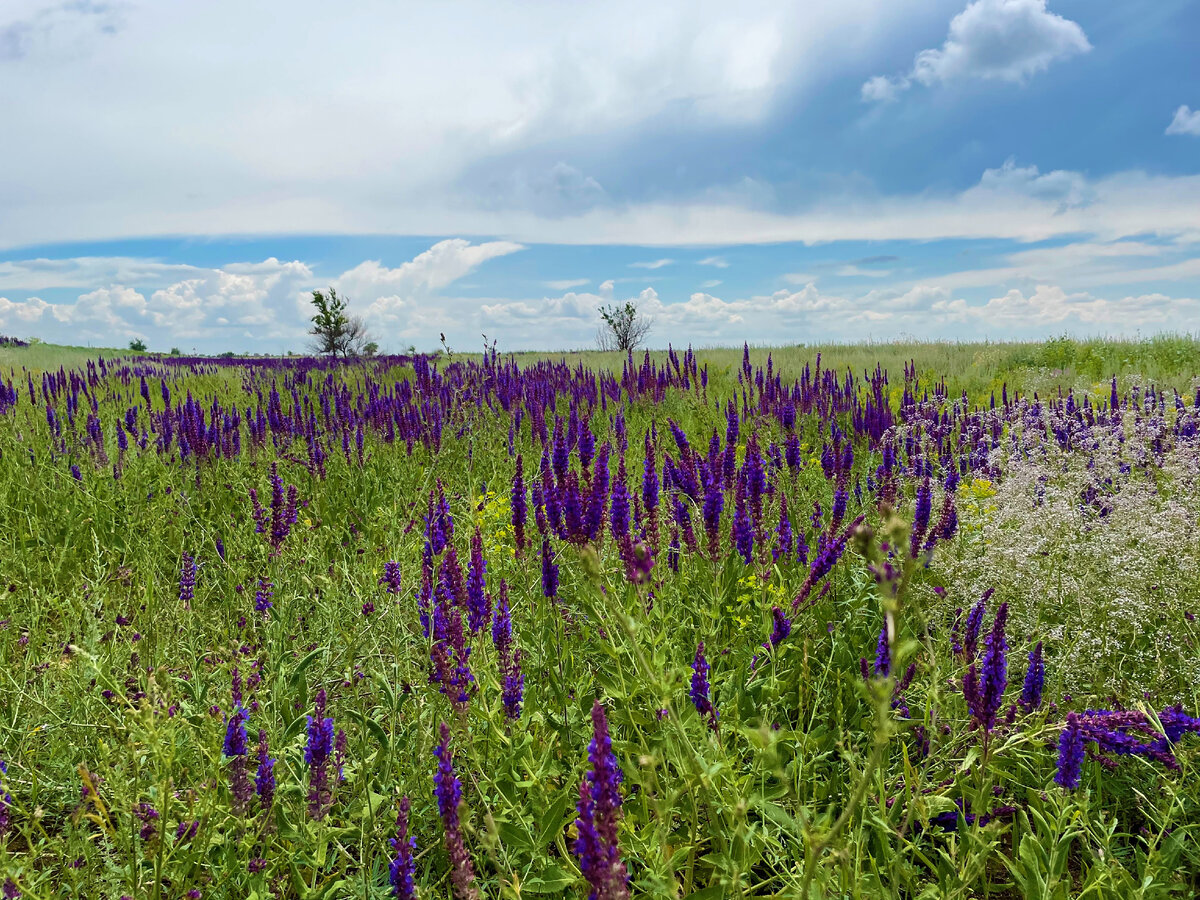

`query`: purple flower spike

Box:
[222,705,252,814]
[574,702,630,900]
[179,552,197,608]
[379,561,402,595]
[541,539,559,598]
[492,580,524,720]
[690,642,718,732]
[434,723,480,900]
[1055,713,1085,789]
[255,729,276,814]
[389,796,417,899]
[874,622,890,677]
[1021,642,1044,710]
[305,689,335,821]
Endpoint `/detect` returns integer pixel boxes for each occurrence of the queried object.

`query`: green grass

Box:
[0,337,1198,898]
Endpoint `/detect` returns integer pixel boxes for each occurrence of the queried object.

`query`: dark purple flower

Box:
[773,497,793,562]
[223,705,252,814]
[434,723,479,900]
[1055,713,1085,789]
[465,527,490,633]
[541,539,559,598]
[731,497,753,565]
[179,552,197,608]
[1021,642,1044,710]
[765,606,791,651]
[254,577,273,614]
[610,456,631,541]
[574,702,630,900]
[379,561,402,595]
[255,729,276,814]
[305,689,335,820]
[492,580,524,720]
[134,802,160,843]
[2,878,18,899]
[690,643,718,732]
[874,622,890,677]
[389,796,417,899]
[702,473,724,559]
[512,454,528,555]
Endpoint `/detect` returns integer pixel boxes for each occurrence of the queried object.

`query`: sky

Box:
[0,0,1198,353]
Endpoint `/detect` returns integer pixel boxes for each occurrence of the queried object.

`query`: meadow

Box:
[1,335,1200,899]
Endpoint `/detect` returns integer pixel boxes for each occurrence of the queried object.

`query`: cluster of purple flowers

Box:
[1055,706,1200,789]
[689,643,718,732]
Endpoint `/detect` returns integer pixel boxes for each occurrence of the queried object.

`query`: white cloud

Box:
[544,278,589,290]
[698,256,730,268]
[0,295,49,327]
[52,285,147,328]
[339,239,524,302]
[863,0,1089,101]
[700,279,723,288]
[1166,105,1200,137]
[629,258,674,269]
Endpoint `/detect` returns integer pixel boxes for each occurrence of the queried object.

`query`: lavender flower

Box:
[389,796,417,899]
[773,496,793,562]
[434,723,479,900]
[305,689,335,820]
[574,702,630,900]
[731,497,753,565]
[690,643,718,732]
[764,606,791,652]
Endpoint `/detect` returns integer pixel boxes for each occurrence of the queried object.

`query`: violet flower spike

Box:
[389,796,417,899]
[690,642,718,732]
[434,723,480,900]
[573,702,630,900]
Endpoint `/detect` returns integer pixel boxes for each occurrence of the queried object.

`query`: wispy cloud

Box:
[629,258,674,269]
[698,255,729,268]
[543,278,589,290]
[1166,105,1200,137]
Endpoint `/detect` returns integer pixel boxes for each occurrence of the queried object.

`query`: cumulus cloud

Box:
[0,295,49,327]
[863,0,1089,102]
[1166,105,1200,137]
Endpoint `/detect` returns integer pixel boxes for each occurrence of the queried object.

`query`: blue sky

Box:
[0,0,1198,352]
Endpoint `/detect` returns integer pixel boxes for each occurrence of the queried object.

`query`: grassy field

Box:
[0,336,1199,898]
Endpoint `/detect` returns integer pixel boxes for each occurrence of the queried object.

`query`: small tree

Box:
[129,338,148,352]
[597,301,652,352]
[309,288,372,357]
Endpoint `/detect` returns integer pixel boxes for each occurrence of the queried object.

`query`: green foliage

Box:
[128,337,148,352]
[0,341,1197,898]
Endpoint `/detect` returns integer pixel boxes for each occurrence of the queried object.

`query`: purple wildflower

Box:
[379,561,402,595]
[179,552,197,608]
[492,580,524,720]
[223,705,252,814]
[512,454,528,555]
[1055,713,1085,789]
[434,723,480,900]
[541,539,559,598]
[874,623,890,677]
[255,729,276,814]
[690,643,718,732]
[574,702,630,900]
[773,496,793,562]
[254,577,273,614]
[305,689,335,820]
[465,527,490,632]
[389,796,417,899]
[1021,642,1045,710]
[134,802,160,843]
[0,761,10,840]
